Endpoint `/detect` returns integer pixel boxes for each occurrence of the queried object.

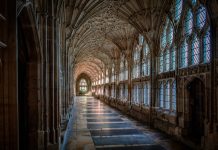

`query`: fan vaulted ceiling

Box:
[65,0,172,81]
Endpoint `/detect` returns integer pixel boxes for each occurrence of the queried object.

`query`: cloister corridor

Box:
[1,0,218,150]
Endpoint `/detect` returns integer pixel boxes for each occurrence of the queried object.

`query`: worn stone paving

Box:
[62,96,191,150]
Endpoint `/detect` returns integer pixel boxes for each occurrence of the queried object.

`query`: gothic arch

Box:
[17,4,42,150]
[76,73,92,96]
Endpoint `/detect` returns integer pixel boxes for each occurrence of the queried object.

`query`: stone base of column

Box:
[38,130,45,150]
[47,143,60,150]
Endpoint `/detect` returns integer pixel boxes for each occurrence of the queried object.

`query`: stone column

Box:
[127,54,132,104]
[38,10,50,149]
[47,0,56,145]
[149,44,157,124]
[54,17,61,145]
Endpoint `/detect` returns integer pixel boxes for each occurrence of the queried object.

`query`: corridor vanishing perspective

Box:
[1,0,218,150]
[62,96,191,150]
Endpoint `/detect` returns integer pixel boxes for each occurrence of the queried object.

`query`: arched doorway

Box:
[187,78,205,143]
[79,79,88,94]
[76,74,91,96]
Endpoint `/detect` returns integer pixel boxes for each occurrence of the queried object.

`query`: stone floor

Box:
[62,96,192,150]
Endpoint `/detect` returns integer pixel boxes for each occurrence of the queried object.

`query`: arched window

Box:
[180,40,188,68]
[159,82,164,108]
[143,82,150,106]
[174,0,183,23]
[171,48,176,70]
[139,34,144,46]
[191,35,200,65]
[132,35,141,79]
[120,55,125,81]
[105,69,109,83]
[79,79,88,92]
[132,83,140,104]
[142,41,150,76]
[184,9,193,36]
[203,28,211,63]
[196,6,206,29]
[192,0,197,6]
[124,59,128,80]
[165,81,170,109]
[159,17,175,73]
[179,0,211,68]
[172,81,176,111]
[159,52,164,73]
[165,50,170,71]
[158,79,177,111]
[167,23,174,46]
[111,63,115,82]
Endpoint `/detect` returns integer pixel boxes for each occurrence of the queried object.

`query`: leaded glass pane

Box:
[192,0,197,5]
[203,28,211,63]
[165,50,170,71]
[143,82,150,106]
[161,26,167,49]
[167,23,174,47]
[191,35,200,65]
[165,81,170,109]
[171,49,176,70]
[196,6,206,29]
[139,34,144,45]
[159,83,164,108]
[172,81,176,111]
[184,10,193,36]
[180,40,188,67]
[174,0,183,23]
[160,52,164,72]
